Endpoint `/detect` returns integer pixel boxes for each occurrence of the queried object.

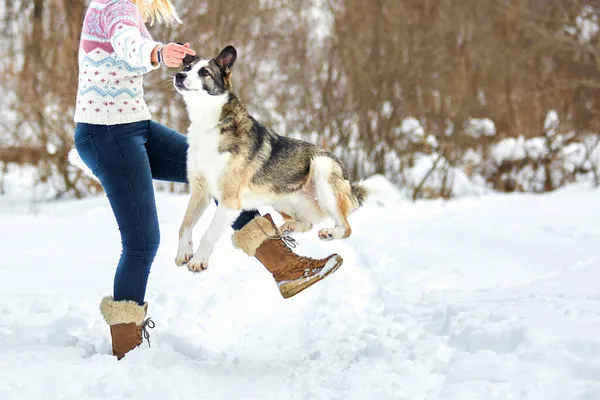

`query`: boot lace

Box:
[280,235,298,249]
[140,317,155,348]
[258,223,298,249]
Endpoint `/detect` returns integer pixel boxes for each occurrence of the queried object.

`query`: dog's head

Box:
[173,45,237,97]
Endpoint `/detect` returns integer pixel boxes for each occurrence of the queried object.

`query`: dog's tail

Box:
[349,181,368,210]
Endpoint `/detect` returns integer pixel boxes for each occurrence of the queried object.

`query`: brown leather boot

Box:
[232,214,344,299]
[100,296,155,360]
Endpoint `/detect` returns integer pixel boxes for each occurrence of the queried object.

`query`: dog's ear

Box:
[215,46,237,71]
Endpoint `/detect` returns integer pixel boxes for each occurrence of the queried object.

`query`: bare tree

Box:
[1,0,599,199]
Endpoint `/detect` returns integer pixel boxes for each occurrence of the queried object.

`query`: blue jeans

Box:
[74,120,259,305]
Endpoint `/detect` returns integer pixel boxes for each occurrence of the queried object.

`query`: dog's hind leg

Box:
[312,157,352,241]
[279,211,294,222]
[321,190,353,241]
[176,175,210,266]
[317,191,352,241]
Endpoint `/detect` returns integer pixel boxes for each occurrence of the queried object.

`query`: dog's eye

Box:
[199,68,210,77]
[183,64,192,72]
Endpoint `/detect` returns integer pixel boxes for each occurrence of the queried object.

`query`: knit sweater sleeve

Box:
[102,1,161,72]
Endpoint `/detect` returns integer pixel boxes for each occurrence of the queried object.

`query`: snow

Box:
[400,153,489,198]
[306,0,333,46]
[465,118,496,138]
[0,164,57,212]
[399,117,425,141]
[545,110,559,137]
[491,136,527,164]
[2,175,600,399]
[362,173,407,205]
[426,134,439,148]
[565,6,599,44]
[524,136,547,159]
[381,101,393,119]
[576,6,599,43]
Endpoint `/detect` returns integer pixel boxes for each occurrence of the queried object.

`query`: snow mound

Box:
[361,174,405,205]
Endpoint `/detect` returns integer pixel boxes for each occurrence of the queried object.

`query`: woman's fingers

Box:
[166,56,183,68]
[166,57,183,68]
[162,42,197,67]
[167,43,196,56]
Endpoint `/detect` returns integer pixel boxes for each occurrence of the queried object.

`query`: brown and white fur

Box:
[173,46,367,272]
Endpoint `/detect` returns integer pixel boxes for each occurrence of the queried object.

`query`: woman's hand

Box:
[153,42,196,68]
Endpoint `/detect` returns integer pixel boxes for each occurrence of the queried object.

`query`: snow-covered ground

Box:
[2,178,600,400]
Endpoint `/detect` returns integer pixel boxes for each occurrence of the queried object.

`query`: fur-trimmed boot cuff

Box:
[100,296,147,326]
[232,215,278,256]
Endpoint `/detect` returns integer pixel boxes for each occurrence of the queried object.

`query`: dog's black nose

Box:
[175,73,186,85]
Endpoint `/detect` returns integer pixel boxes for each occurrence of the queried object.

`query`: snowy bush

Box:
[398,117,425,142]
[485,111,600,193]
[386,111,600,199]
[394,151,488,200]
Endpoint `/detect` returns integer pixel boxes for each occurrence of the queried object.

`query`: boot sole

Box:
[278,254,344,299]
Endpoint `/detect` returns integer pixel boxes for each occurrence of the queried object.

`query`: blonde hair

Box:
[135,0,181,26]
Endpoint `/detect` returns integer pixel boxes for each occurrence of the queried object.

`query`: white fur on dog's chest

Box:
[187,125,230,200]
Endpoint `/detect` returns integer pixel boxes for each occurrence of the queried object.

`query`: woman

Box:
[74,0,343,360]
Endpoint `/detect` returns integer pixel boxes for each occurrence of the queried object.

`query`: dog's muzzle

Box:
[174,73,186,89]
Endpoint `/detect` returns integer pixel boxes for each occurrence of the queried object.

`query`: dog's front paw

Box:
[175,240,194,266]
[187,256,208,272]
[187,244,213,273]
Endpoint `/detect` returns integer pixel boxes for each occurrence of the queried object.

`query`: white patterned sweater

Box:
[74,0,161,125]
